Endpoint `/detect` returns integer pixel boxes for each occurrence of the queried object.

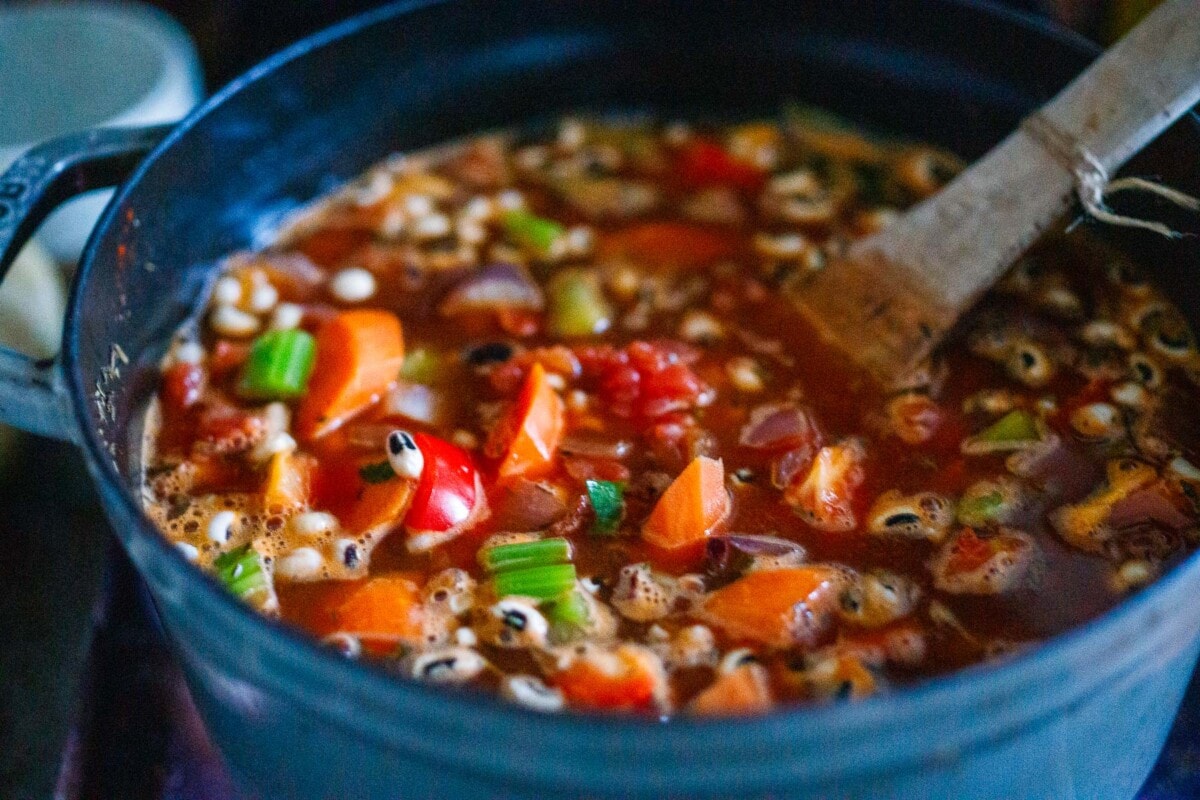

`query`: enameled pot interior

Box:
[68,0,1200,741]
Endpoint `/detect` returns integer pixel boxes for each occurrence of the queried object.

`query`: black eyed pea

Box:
[501,674,565,712]
[321,632,363,659]
[838,570,921,628]
[1069,402,1124,441]
[486,598,550,648]
[1004,339,1055,387]
[408,647,488,683]
[422,568,477,616]
[866,490,955,544]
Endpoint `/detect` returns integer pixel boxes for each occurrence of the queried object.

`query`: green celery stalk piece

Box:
[548,269,612,337]
[482,538,572,574]
[493,563,577,601]
[238,329,316,400]
[586,479,624,535]
[957,490,1006,527]
[502,209,564,256]
[212,545,277,611]
[977,409,1039,443]
[545,589,591,643]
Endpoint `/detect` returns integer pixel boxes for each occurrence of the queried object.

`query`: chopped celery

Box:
[238,329,316,400]
[494,563,577,601]
[212,545,276,611]
[957,489,1005,527]
[502,209,564,257]
[586,479,624,535]
[400,347,439,383]
[546,589,591,642]
[962,410,1040,455]
[548,269,612,337]
[482,537,572,573]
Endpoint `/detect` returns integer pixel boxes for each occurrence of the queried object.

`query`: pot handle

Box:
[0,124,172,442]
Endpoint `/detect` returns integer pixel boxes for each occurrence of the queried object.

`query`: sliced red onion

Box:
[705,534,808,583]
[560,433,633,460]
[384,382,441,425]
[1109,486,1193,532]
[771,447,817,490]
[739,403,822,451]
[439,262,544,317]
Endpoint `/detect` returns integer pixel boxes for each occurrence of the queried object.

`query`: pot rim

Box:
[63,0,1200,770]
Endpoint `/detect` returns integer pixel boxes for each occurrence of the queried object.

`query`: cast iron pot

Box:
[1,1,1198,798]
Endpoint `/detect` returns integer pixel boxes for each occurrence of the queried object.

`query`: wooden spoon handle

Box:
[813,0,1200,383]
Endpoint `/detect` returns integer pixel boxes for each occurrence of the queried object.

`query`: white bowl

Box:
[0,2,203,262]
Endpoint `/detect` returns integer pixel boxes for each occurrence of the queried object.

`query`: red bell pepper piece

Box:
[404,432,488,552]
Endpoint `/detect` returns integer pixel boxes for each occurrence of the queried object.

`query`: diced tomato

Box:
[675,138,766,193]
[161,362,205,412]
[573,341,710,421]
[551,645,666,712]
[195,403,265,454]
[209,340,251,378]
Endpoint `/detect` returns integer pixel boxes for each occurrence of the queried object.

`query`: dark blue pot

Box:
[1,1,1198,797]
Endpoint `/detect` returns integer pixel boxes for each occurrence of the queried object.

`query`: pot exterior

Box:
[66,0,1200,798]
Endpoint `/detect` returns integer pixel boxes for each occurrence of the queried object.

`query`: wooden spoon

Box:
[795,0,1200,386]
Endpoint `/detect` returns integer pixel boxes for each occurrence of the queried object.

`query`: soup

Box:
[141,110,1200,716]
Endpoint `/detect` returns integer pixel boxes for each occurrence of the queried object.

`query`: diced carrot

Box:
[699,566,843,648]
[343,475,417,539]
[295,310,405,440]
[642,456,730,552]
[305,573,424,655]
[263,451,316,512]
[489,362,565,482]
[551,645,666,712]
[598,222,739,269]
[688,664,773,716]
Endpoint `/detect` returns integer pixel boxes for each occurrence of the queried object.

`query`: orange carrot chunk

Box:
[295,309,405,441]
[688,664,773,715]
[343,475,417,539]
[489,362,566,482]
[598,222,739,269]
[307,573,424,655]
[263,451,316,513]
[699,566,843,648]
[642,456,730,552]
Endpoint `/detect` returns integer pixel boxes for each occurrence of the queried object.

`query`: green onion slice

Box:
[238,329,316,400]
[481,537,572,574]
[359,459,396,484]
[213,545,276,611]
[586,479,624,535]
[494,563,577,601]
[502,209,564,257]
